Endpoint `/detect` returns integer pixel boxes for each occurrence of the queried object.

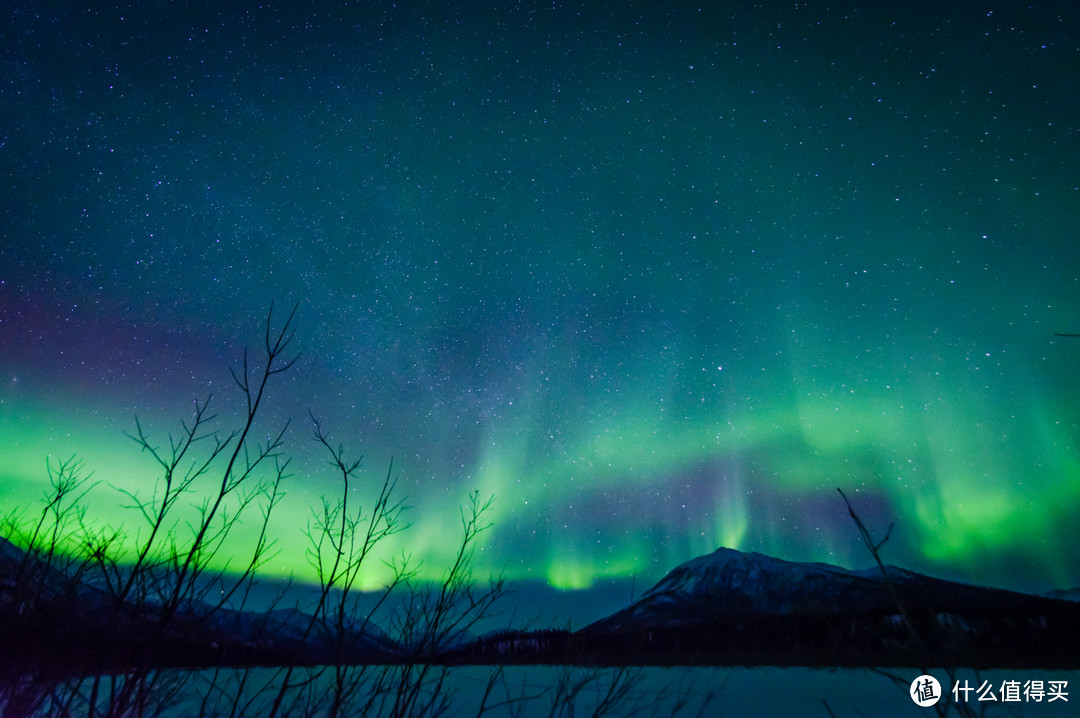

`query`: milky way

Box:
[2,2,1079,605]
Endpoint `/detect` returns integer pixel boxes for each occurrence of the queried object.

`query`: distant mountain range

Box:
[5,535,1080,671]
[0,537,397,673]
[587,547,1077,629]
[454,548,1080,668]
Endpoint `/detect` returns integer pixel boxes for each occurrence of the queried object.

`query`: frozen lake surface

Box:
[26,665,1071,717]
[440,665,1078,717]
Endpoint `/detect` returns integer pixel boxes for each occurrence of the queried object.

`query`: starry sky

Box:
[2,1,1079,608]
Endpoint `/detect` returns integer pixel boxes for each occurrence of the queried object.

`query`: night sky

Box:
[3,1,1079,611]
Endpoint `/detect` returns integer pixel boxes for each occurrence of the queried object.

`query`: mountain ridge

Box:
[449,547,1080,667]
[586,546,1074,632]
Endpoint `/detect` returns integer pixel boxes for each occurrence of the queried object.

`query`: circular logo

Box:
[910,675,942,707]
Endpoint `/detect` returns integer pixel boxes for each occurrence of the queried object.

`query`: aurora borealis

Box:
[2,1,1079,611]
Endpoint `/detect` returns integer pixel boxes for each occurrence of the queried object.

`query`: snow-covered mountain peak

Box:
[643,547,861,602]
[588,547,911,631]
[580,546,1080,667]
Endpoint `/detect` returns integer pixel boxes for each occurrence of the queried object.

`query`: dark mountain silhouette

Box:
[7,536,1080,671]
[573,548,1080,667]
[0,537,398,674]
[586,547,1064,629]
[447,548,1080,668]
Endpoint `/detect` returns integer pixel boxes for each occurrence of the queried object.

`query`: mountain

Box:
[587,547,1066,630]
[570,548,1080,667]
[0,536,399,673]
[587,548,901,630]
